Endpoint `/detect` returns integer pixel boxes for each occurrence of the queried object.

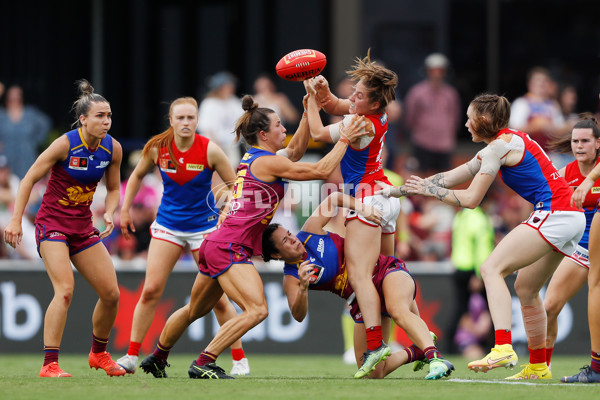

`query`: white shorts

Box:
[522,210,585,261]
[570,244,590,269]
[150,221,216,251]
[346,194,401,234]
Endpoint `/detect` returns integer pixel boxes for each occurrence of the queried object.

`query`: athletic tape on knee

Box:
[522,305,547,349]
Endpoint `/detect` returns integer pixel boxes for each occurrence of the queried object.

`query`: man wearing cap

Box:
[404,53,461,176]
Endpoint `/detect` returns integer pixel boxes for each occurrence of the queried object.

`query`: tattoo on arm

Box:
[425,182,462,207]
[428,173,447,188]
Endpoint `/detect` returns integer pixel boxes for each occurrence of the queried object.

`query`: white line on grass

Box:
[447,378,583,387]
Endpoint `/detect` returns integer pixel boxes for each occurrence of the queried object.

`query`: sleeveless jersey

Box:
[340,113,391,198]
[283,230,390,301]
[35,128,113,234]
[564,159,600,248]
[155,134,217,232]
[497,128,577,211]
[207,146,286,255]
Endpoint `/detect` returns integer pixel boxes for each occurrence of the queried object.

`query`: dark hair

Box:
[234,95,276,145]
[71,79,109,128]
[261,223,281,262]
[346,49,397,112]
[468,93,511,139]
[550,113,600,156]
[142,97,199,170]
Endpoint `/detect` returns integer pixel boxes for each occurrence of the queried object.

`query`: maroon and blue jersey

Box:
[497,128,578,211]
[156,134,217,232]
[284,230,414,322]
[340,113,392,198]
[35,128,113,234]
[564,159,600,249]
[207,146,286,255]
[283,231,353,299]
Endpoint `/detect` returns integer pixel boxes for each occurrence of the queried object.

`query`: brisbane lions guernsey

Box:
[35,128,113,234]
[207,146,286,255]
[564,159,600,248]
[497,128,577,212]
[283,231,391,300]
[156,134,217,232]
[340,112,392,198]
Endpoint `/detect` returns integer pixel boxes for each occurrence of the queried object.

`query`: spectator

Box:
[0,85,52,178]
[454,276,493,360]
[404,53,461,176]
[509,67,568,154]
[197,71,243,168]
[253,73,300,126]
[0,154,36,259]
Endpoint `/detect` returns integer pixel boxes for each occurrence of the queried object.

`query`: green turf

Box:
[0,354,597,400]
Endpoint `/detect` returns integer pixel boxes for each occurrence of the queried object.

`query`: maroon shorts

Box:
[198,240,254,278]
[35,223,102,257]
[349,257,416,323]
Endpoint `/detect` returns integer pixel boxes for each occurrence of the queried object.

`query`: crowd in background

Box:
[1,55,599,356]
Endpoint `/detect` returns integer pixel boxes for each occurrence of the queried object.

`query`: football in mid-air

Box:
[275,49,327,82]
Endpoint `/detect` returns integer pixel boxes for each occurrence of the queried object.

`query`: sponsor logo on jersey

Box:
[308,265,324,284]
[186,163,205,171]
[592,187,600,194]
[317,238,325,258]
[96,161,110,168]
[69,157,88,170]
[72,148,84,155]
[159,158,177,172]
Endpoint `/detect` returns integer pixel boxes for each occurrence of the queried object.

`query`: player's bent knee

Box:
[246,304,268,325]
[100,287,120,307]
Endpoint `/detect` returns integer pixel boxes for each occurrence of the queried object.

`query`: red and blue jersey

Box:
[156,134,217,232]
[35,128,113,234]
[564,159,600,248]
[207,146,286,255]
[340,113,392,198]
[498,128,577,211]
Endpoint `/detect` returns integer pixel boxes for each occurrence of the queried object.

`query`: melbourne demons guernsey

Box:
[564,159,600,248]
[207,146,286,255]
[497,128,577,211]
[156,134,217,232]
[340,113,392,198]
[35,128,113,234]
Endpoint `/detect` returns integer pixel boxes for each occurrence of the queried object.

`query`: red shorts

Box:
[349,257,415,323]
[35,223,102,257]
[198,240,254,278]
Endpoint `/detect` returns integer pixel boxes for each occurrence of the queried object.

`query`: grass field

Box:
[0,354,597,400]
